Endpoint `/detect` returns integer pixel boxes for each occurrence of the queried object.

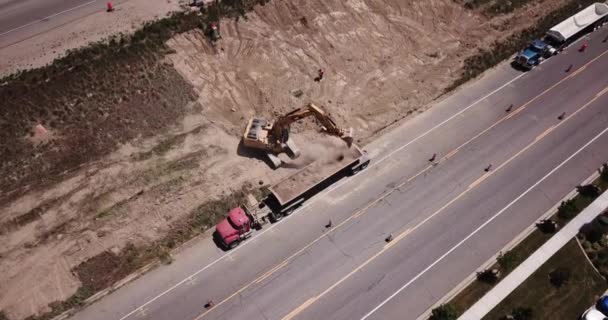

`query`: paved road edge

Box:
[416,170,601,320]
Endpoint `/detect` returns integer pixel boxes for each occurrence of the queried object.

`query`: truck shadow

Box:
[510,61,529,72]
[212,230,231,252]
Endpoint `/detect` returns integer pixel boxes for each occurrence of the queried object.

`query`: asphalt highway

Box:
[0,0,106,48]
[71,29,608,320]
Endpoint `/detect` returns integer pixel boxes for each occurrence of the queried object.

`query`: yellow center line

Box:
[254,260,290,284]
[534,125,556,142]
[468,173,490,190]
[280,85,608,320]
[192,48,608,320]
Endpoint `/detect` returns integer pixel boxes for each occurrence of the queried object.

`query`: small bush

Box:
[598,249,608,261]
[498,250,520,272]
[582,240,592,250]
[557,200,578,220]
[511,306,534,320]
[601,163,608,183]
[549,267,571,288]
[593,242,603,251]
[586,225,605,243]
[577,184,601,198]
[588,250,597,260]
[430,304,459,320]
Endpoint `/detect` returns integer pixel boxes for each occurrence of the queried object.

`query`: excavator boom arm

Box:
[271,103,351,142]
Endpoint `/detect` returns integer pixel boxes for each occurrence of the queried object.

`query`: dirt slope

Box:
[0,0,569,319]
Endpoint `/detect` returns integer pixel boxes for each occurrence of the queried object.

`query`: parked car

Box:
[597,296,608,315]
[581,308,608,320]
[581,296,608,320]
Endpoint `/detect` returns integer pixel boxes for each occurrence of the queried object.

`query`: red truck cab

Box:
[216,207,252,249]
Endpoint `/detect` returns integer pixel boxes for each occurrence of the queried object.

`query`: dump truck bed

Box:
[269,144,364,207]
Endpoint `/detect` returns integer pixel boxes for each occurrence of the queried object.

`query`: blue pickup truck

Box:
[514,39,557,70]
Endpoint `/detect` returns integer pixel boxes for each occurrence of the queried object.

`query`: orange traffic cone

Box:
[107,1,114,12]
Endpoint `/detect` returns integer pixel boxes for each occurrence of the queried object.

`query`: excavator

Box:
[243,103,353,168]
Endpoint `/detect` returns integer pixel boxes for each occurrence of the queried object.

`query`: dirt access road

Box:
[0,0,570,319]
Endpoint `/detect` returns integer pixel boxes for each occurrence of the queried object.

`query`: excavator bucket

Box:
[342,127,354,147]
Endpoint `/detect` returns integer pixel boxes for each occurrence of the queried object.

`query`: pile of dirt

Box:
[0,0,575,319]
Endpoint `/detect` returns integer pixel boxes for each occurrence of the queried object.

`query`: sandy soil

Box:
[0,0,570,319]
[0,0,185,77]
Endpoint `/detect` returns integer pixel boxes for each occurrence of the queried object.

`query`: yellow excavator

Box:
[243,103,353,168]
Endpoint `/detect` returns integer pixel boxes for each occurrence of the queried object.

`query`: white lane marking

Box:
[118,73,525,319]
[0,0,97,37]
[370,72,525,168]
[359,125,608,320]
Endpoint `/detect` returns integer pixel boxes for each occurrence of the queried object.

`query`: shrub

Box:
[582,240,592,250]
[549,267,571,288]
[593,242,604,251]
[601,163,608,183]
[588,250,597,260]
[498,250,520,272]
[586,225,605,243]
[577,184,601,198]
[557,200,578,220]
[430,304,459,320]
[512,306,534,320]
[598,249,608,261]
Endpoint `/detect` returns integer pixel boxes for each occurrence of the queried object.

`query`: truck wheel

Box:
[350,161,369,175]
[229,240,240,249]
[283,207,295,216]
[361,161,370,170]
[270,211,283,223]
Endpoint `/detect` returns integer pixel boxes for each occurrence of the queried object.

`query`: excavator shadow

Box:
[236,140,278,169]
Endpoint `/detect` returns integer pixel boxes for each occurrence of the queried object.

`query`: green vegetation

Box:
[446,0,601,93]
[497,250,520,273]
[558,199,578,220]
[450,229,552,314]
[449,171,608,317]
[601,163,608,183]
[430,304,459,320]
[483,240,607,320]
[511,306,534,320]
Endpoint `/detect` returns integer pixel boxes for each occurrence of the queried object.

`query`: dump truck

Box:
[214,143,369,249]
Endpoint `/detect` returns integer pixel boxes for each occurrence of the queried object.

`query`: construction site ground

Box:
[0,0,573,319]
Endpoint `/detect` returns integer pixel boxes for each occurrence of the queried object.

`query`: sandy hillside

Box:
[0,0,569,319]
